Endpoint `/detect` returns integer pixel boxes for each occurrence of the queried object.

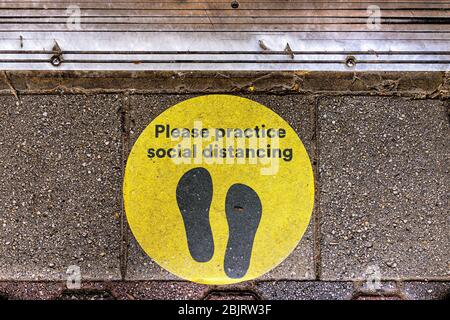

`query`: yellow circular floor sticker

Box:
[124,95,314,284]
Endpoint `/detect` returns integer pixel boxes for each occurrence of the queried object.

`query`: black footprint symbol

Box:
[176,168,262,279]
[224,184,262,279]
[176,167,214,263]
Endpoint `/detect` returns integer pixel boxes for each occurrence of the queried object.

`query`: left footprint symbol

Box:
[176,167,214,263]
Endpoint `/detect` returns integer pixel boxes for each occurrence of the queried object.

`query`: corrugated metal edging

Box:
[0,0,449,71]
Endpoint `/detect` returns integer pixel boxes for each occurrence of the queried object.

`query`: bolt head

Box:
[50,55,62,66]
[345,56,357,68]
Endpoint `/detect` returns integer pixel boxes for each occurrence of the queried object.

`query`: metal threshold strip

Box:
[0,0,449,71]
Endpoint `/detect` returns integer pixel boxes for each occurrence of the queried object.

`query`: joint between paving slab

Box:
[119,93,131,281]
[203,290,261,300]
[1,71,19,101]
[313,96,322,280]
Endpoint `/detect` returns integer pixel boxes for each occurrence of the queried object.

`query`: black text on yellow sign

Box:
[124,95,314,284]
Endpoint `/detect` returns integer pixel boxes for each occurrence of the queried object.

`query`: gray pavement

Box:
[0,94,123,280]
[256,281,354,300]
[0,87,448,299]
[319,96,449,280]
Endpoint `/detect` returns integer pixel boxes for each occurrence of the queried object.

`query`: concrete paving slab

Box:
[0,281,63,300]
[260,225,314,280]
[125,94,316,281]
[256,281,353,300]
[318,96,449,280]
[0,281,208,300]
[0,94,123,280]
[403,281,450,300]
[111,281,208,300]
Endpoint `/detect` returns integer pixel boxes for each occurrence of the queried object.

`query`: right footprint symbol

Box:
[176,168,262,279]
[224,183,262,279]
